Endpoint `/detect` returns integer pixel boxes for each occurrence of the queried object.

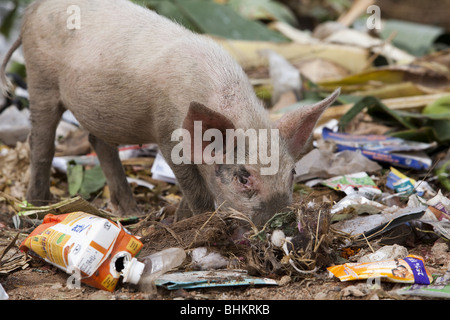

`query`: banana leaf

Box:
[339,95,450,144]
[135,0,287,42]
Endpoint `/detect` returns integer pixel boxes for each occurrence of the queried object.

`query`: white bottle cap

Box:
[121,257,145,284]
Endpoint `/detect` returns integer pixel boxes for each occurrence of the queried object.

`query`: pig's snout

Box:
[250,192,291,227]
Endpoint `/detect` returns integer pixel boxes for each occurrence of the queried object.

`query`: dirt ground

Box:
[1,245,447,301]
[1,186,450,302]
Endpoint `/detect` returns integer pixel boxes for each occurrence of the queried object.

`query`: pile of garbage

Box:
[0,109,449,299]
[1,0,450,300]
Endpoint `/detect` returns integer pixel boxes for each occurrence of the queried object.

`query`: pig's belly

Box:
[62,99,159,146]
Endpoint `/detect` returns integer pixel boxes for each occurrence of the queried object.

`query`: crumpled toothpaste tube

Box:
[327,255,433,284]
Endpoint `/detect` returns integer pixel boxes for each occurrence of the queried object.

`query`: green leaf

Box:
[338,96,416,131]
[422,94,450,118]
[436,159,450,191]
[228,0,297,26]
[67,161,83,197]
[339,95,450,144]
[171,0,288,42]
[380,19,445,56]
[133,0,201,32]
[79,165,106,199]
[0,0,19,38]
[389,126,439,143]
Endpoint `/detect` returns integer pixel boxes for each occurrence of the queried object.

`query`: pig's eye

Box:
[235,167,250,185]
[238,175,248,184]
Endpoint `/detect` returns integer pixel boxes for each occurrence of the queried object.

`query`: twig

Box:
[362,232,375,253]
[228,208,259,236]
[313,208,322,252]
[0,232,20,263]
[338,0,376,27]
[363,30,398,69]
[411,160,439,195]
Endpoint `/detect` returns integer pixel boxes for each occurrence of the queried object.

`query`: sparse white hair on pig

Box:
[1,0,339,227]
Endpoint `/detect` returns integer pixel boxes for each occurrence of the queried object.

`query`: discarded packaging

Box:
[334,190,450,243]
[138,247,186,292]
[331,194,387,217]
[386,167,436,198]
[20,212,144,292]
[151,152,176,184]
[332,206,427,240]
[0,105,30,146]
[190,247,228,270]
[322,127,435,170]
[397,266,450,299]
[260,49,302,105]
[0,283,8,300]
[52,144,157,173]
[358,244,409,264]
[328,255,433,284]
[294,148,382,182]
[155,270,278,290]
[416,190,450,239]
[321,171,381,200]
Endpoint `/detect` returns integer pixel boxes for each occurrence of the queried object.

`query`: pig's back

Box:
[21,0,266,145]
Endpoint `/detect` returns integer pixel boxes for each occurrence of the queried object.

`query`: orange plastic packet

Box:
[328,255,433,284]
[20,211,144,291]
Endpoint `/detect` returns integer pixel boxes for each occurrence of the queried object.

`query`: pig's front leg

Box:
[175,197,194,221]
[88,134,138,216]
[26,91,64,206]
[169,163,216,221]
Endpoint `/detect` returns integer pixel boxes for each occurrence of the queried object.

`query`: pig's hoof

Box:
[109,200,141,217]
[118,206,141,217]
[175,207,194,222]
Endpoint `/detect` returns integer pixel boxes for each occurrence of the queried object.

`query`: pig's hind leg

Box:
[88,134,139,216]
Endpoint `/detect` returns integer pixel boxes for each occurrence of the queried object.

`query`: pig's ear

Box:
[183,101,236,163]
[276,88,340,161]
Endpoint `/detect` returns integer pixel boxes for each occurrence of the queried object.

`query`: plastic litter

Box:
[328,254,433,284]
[20,211,144,291]
[190,247,228,270]
[322,127,435,170]
[321,171,382,199]
[0,105,30,146]
[386,167,436,198]
[260,49,302,105]
[397,265,450,298]
[52,144,157,173]
[138,247,186,292]
[0,283,9,300]
[295,148,382,182]
[331,193,387,217]
[332,206,427,240]
[415,190,450,239]
[357,244,409,264]
[155,270,278,290]
[150,152,176,184]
